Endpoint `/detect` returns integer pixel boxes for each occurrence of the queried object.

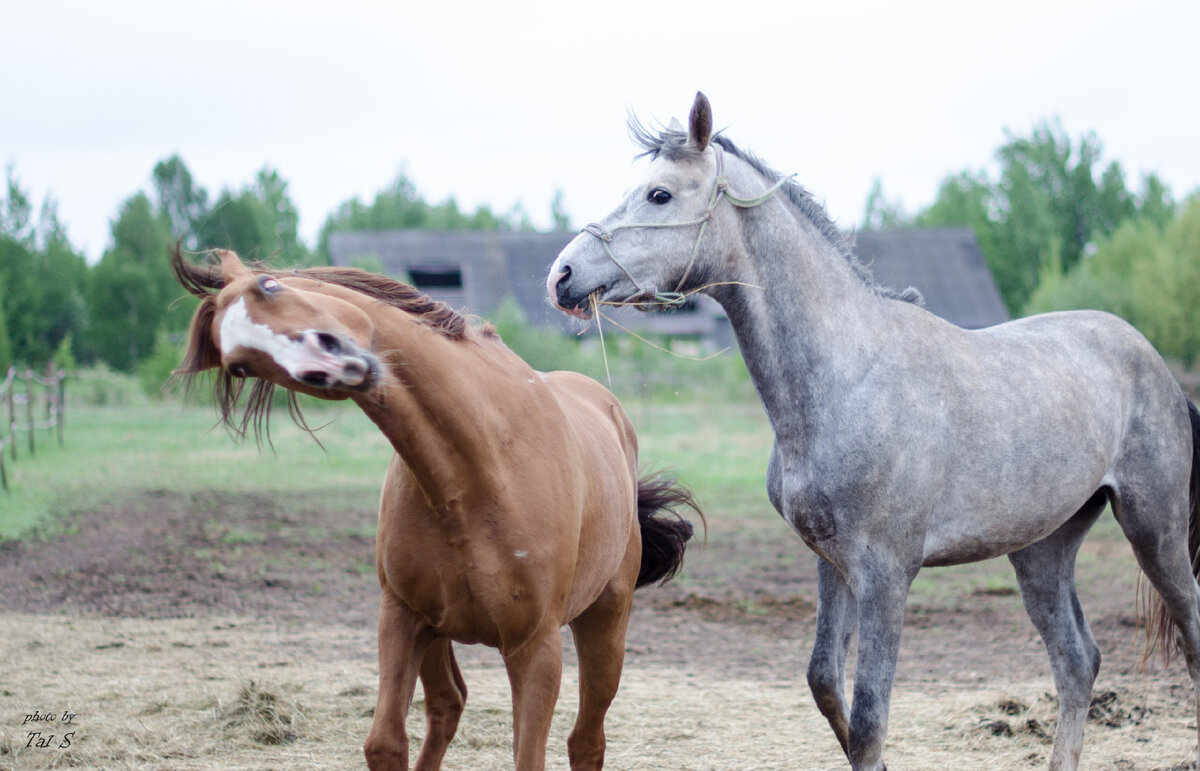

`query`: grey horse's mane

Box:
[627,116,923,305]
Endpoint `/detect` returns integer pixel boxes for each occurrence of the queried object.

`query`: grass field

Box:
[0,372,773,542]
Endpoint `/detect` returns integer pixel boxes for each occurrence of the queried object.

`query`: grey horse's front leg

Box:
[845,560,914,771]
[807,557,857,757]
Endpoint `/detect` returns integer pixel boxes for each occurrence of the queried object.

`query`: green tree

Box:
[1026,217,1164,326]
[87,193,181,370]
[1138,196,1200,367]
[1025,194,1200,369]
[152,154,209,248]
[32,195,89,359]
[0,235,40,362]
[861,178,907,231]
[1135,173,1176,232]
[196,167,311,265]
[909,119,1146,313]
[0,172,90,366]
[316,172,533,263]
[0,278,12,373]
[1,165,34,245]
[550,189,571,232]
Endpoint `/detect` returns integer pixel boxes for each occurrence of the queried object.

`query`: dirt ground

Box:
[1,489,1198,770]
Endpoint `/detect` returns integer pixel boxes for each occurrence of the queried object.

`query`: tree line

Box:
[0,156,549,377]
[862,118,1198,367]
[2,119,1198,381]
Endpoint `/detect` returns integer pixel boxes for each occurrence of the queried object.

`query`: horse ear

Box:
[688,91,712,151]
[215,249,252,281]
[667,117,684,133]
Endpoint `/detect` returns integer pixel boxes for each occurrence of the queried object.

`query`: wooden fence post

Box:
[7,370,16,463]
[25,367,35,458]
[56,368,66,447]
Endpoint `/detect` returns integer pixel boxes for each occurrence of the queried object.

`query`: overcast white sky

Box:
[2,0,1198,263]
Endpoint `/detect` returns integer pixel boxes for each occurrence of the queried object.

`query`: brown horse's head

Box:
[172,246,474,439]
[172,247,386,439]
[176,247,380,393]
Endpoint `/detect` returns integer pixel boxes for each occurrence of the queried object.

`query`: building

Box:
[853,228,1009,330]
[327,226,1008,343]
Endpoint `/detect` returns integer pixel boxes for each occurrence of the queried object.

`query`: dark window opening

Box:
[409,266,464,290]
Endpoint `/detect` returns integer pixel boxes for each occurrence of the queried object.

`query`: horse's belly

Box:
[920,473,1107,566]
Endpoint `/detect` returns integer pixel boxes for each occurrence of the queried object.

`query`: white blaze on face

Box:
[219,297,327,381]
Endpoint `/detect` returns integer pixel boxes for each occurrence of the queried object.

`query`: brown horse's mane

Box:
[170,246,490,445]
[171,248,473,339]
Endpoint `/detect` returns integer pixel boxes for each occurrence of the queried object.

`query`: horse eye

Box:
[258,276,281,294]
[648,188,673,205]
[230,363,250,378]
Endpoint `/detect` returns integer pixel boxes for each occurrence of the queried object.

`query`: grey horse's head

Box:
[548,92,726,319]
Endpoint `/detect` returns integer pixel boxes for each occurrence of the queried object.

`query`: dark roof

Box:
[328,226,1008,334]
[328,230,572,329]
[855,227,1008,329]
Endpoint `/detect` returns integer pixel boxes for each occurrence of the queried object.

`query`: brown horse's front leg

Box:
[503,628,565,771]
[365,592,435,771]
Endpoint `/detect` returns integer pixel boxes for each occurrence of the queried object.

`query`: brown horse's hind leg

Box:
[1007,496,1105,771]
[566,580,635,770]
[365,592,436,771]
[503,628,564,770]
[413,639,467,771]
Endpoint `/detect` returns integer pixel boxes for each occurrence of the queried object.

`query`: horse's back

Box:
[967,309,1186,435]
[540,370,639,473]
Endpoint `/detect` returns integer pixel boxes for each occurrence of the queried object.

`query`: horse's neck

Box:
[714,209,886,443]
[351,316,522,507]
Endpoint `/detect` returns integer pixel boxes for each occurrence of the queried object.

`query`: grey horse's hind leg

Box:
[806,557,857,757]
[1008,494,1106,771]
[1112,483,1200,769]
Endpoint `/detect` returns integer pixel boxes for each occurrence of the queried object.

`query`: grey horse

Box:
[546,92,1200,771]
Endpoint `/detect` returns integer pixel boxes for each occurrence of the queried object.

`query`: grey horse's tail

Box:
[634,471,705,589]
[1146,398,1200,663]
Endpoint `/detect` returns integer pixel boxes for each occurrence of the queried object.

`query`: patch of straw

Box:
[220,679,306,746]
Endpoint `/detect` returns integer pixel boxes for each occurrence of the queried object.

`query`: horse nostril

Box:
[299,371,330,388]
[315,332,342,355]
[555,265,575,306]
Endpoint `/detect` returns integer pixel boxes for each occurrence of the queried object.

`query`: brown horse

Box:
[171,248,700,770]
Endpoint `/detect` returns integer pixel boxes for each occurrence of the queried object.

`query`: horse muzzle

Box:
[546,264,596,320]
[291,330,379,392]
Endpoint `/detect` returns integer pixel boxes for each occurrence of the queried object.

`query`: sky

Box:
[2,0,1198,264]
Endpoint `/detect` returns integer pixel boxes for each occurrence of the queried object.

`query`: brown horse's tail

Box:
[634,471,705,589]
[1145,398,1200,664]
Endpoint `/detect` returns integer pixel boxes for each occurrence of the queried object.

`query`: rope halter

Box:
[580,144,794,308]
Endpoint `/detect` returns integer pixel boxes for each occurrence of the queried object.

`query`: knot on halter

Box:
[582,222,613,242]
